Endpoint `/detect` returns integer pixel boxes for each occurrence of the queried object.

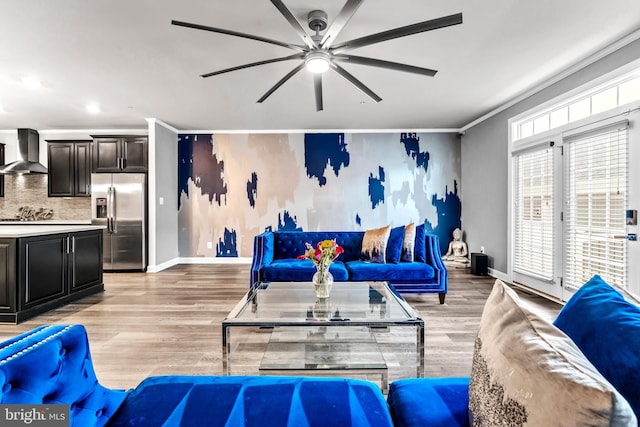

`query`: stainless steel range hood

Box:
[0,129,47,174]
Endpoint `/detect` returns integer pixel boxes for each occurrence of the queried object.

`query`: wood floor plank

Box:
[0,264,561,390]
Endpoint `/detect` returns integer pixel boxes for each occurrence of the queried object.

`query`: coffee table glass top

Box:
[225,281,421,325]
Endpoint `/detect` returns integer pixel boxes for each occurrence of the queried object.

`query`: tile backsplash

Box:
[0,175,91,221]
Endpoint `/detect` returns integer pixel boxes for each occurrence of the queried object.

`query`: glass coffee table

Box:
[222,281,425,390]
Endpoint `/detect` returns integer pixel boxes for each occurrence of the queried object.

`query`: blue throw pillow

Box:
[414,223,426,262]
[385,225,405,264]
[553,275,640,419]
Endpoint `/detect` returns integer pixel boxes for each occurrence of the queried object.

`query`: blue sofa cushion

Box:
[262,259,349,282]
[553,275,640,419]
[345,261,434,282]
[272,231,364,262]
[108,376,393,427]
[413,223,426,262]
[386,225,405,264]
[387,377,470,427]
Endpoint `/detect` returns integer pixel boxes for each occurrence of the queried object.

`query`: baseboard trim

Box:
[487,267,508,283]
[146,257,252,272]
[177,257,252,265]
[146,258,180,273]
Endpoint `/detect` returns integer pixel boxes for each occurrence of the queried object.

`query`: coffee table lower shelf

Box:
[258,329,388,392]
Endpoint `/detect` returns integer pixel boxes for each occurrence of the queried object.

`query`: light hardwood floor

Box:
[0,264,561,390]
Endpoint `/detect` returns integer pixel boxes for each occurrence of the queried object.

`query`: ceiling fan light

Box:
[305,52,330,73]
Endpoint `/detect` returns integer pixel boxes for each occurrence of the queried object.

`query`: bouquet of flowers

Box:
[297,239,344,276]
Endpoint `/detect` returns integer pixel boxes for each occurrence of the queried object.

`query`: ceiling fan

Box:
[172,0,462,111]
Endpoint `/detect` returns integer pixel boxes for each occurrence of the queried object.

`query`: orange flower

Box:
[298,239,344,273]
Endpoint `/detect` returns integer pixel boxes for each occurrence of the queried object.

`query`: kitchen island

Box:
[0,225,105,323]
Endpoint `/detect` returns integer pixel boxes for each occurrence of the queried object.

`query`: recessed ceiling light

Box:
[21,76,42,89]
[86,103,100,114]
[0,104,4,113]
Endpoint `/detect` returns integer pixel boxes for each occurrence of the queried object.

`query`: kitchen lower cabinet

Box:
[0,229,104,323]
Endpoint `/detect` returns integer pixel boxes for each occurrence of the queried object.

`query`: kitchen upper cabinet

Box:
[0,143,4,197]
[92,136,147,172]
[47,140,92,197]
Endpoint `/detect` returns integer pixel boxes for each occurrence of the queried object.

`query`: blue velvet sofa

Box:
[251,226,449,303]
[386,275,640,426]
[0,324,394,427]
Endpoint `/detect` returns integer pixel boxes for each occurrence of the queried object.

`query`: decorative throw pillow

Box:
[400,223,416,262]
[469,279,636,427]
[361,225,391,263]
[385,225,405,264]
[553,275,640,419]
[413,223,426,262]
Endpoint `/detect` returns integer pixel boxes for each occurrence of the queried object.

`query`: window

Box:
[564,124,628,290]
[513,146,554,280]
[512,71,640,141]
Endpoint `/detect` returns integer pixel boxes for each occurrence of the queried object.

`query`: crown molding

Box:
[460,27,640,132]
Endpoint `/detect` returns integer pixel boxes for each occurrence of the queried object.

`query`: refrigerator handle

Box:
[111,187,117,234]
[107,187,113,233]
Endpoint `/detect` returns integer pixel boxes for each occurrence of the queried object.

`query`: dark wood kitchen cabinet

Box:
[0,239,15,313]
[0,229,104,323]
[0,143,4,197]
[47,140,92,197]
[92,135,147,172]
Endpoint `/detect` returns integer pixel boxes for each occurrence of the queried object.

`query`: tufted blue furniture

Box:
[0,324,394,427]
[0,324,127,427]
[386,275,640,426]
[251,226,449,303]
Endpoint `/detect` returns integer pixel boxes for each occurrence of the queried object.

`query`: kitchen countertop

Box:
[0,220,92,225]
[0,224,105,238]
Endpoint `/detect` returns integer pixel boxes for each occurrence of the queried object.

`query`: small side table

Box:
[471,253,488,276]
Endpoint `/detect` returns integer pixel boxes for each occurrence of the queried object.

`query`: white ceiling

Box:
[0,0,639,132]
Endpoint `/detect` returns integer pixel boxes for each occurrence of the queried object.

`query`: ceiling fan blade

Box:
[314,74,323,111]
[270,0,317,49]
[171,20,307,52]
[331,63,382,103]
[332,54,437,76]
[320,0,364,49]
[331,12,463,54]
[257,63,306,103]
[201,54,305,78]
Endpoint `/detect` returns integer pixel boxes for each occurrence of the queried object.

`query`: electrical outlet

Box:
[207,242,213,249]
[480,246,485,254]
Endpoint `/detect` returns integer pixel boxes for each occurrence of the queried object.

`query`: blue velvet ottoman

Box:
[387,377,470,427]
[0,324,395,427]
[107,375,393,427]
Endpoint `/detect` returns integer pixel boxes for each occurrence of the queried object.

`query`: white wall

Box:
[147,119,179,272]
[462,38,640,293]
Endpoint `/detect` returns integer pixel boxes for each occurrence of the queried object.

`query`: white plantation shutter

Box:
[514,146,555,280]
[564,123,628,290]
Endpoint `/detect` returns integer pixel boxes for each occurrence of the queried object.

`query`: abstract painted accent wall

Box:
[178,132,461,258]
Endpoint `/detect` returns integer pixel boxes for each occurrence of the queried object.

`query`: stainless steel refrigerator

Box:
[91,173,146,271]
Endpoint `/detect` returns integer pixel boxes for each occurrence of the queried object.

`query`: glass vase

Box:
[312,270,333,298]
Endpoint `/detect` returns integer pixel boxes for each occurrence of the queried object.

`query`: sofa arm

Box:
[425,233,448,294]
[388,377,470,427]
[250,232,274,289]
